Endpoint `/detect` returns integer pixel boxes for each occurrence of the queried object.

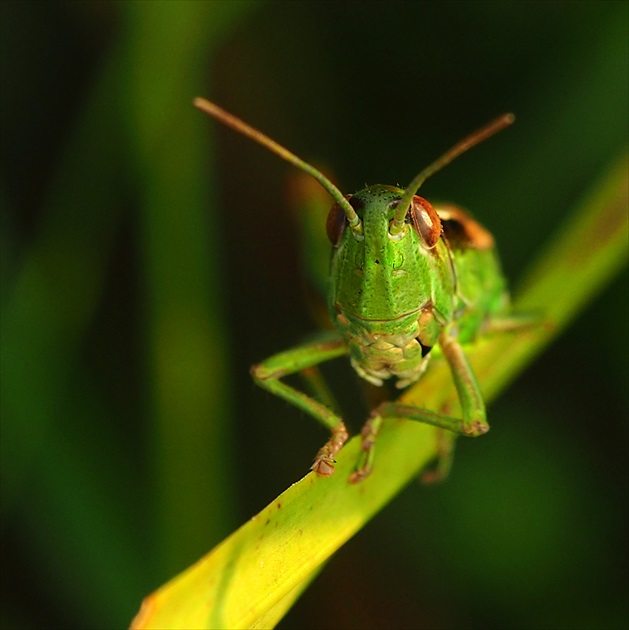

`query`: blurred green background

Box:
[1,1,627,629]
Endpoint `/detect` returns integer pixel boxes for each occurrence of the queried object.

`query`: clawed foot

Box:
[348,414,383,484]
[463,419,490,437]
[310,421,349,477]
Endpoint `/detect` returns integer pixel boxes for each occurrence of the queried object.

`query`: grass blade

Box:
[131,152,627,629]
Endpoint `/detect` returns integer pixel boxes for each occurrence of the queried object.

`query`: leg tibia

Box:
[439,327,489,435]
[378,402,489,437]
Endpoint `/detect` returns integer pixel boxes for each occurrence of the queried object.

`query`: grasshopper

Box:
[194,97,515,483]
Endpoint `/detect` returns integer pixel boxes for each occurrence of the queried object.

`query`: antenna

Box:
[193,97,363,237]
[389,113,515,236]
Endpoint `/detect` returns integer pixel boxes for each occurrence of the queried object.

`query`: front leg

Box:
[350,325,488,482]
[438,323,489,436]
[251,332,350,476]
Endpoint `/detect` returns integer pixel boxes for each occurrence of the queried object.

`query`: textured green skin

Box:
[329,185,508,389]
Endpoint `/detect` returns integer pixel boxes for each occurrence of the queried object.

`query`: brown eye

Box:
[326,195,361,246]
[410,196,441,248]
[326,201,347,246]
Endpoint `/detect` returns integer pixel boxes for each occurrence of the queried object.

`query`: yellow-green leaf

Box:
[131,153,627,630]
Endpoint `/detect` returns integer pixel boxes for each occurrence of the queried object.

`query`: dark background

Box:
[1,2,627,629]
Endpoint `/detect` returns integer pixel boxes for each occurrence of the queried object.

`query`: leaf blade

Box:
[131,153,628,629]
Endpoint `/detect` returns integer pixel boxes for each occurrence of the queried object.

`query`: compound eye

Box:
[326,195,362,246]
[410,196,442,248]
[326,201,347,246]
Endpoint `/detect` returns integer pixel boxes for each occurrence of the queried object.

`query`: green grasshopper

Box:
[194,97,515,483]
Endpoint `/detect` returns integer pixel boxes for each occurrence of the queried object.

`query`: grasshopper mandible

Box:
[194,97,514,483]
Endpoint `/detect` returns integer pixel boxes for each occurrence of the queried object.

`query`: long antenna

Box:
[389,113,515,236]
[193,97,363,237]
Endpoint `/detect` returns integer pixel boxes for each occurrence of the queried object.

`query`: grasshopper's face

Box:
[327,184,444,323]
